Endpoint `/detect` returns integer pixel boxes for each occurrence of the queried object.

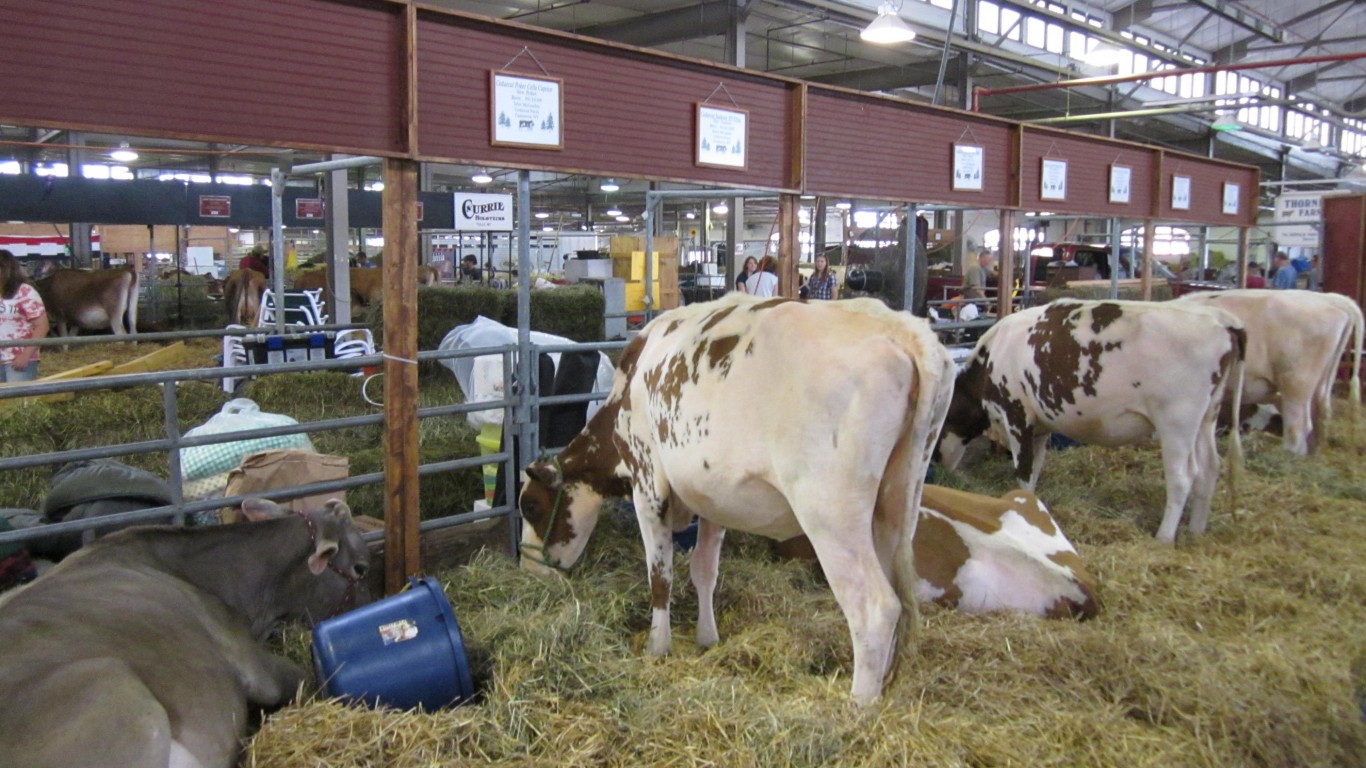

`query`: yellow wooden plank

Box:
[0,360,112,409]
[39,360,115,380]
[105,342,187,376]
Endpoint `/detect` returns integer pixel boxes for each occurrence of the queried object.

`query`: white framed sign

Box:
[453,193,514,231]
[952,144,984,191]
[491,72,563,150]
[695,104,748,170]
[1171,175,1192,210]
[1222,182,1240,215]
[1040,158,1068,201]
[1108,164,1132,204]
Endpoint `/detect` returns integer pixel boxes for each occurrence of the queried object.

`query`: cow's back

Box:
[975,300,1242,443]
[622,295,947,537]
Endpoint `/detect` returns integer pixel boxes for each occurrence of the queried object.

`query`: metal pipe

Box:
[269,168,286,335]
[289,155,381,175]
[515,170,536,473]
[973,51,1366,111]
[1030,105,1216,124]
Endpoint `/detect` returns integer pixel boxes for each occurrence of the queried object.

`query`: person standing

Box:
[1271,252,1297,289]
[746,256,779,297]
[0,250,50,383]
[807,254,839,300]
[458,254,484,284]
[963,250,995,299]
[734,256,758,293]
[237,246,270,277]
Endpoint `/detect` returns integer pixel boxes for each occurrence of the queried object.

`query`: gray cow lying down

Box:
[0,498,370,768]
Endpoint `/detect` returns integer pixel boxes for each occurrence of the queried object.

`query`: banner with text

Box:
[453,193,514,231]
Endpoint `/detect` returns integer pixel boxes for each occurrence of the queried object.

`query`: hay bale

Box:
[248,404,1366,767]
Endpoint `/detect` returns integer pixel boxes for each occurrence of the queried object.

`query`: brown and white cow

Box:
[1176,289,1363,454]
[34,266,139,337]
[938,299,1245,543]
[0,498,370,768]
[518,293,957,704]
[777,485,1099,620]
[223,268,267,327]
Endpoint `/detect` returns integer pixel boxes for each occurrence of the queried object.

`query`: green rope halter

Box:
[518,455,570,571]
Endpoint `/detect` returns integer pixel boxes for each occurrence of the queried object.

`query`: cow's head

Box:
[241,497,372,625]
[936,357,991,468]
[518,459,604,576]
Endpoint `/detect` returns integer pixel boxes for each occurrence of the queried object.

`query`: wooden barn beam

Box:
[382,157,421,596]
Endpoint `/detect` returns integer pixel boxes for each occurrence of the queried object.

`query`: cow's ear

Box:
[322,498,353,522]
[308,537,340,576]
[240,498,286,523]
[525,462,561,488]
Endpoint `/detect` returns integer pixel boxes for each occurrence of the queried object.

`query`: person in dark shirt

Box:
[459,254,483,284]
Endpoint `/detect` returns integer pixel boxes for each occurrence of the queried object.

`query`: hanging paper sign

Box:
[1040,158,1068,201]
[952,145,984,191]
[1108,165,1131,204]
[199,195,232,218]
[491,72,563,150]
[1272,191,1325,248]
[695,104,748,170]
[295,198,325,219]
[453,193,514,231]
[1221,183,1240,215]
[1171,175,1192,210]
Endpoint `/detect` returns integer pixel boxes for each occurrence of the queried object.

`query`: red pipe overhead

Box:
[972,51,1366,111]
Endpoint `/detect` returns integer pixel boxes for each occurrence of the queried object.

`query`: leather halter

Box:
[297,509,362,618]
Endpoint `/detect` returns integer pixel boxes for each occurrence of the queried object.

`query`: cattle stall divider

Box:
[0,343,533,563]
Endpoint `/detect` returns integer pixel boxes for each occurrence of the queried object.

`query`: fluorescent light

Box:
[542,225,554,232]
[109,142,138,163]
[860,2,916,45]
[834,201,853,210]
[605,207,623,217]
[367,181,384,191]
[471,171,493,184]
[712,202,729,214]
[534,211,550,219]
[615,215,630,222]
[684,211,697,220]
[600,179,620,192]
[1210,112,1242,132]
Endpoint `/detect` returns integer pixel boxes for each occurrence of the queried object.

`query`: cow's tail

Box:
[1348,302,1363,419]
[124,267,139,340]
[1225,327,1246,506]
[892,340,956,659]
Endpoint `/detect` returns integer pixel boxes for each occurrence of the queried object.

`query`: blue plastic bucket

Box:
[673,518,700,551]
[311,577,474,711]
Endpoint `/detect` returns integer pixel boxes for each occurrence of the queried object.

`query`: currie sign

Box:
[453,193,514,231]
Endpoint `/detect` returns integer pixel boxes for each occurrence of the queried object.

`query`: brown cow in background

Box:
[35,266,139,337]
[223,268,267,327]
[293,265,440,309]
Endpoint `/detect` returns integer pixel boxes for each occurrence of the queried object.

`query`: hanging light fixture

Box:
[834,201,853,210]
[534,211,550,219]
[615,215,631,223]
[605,206,623,217]
[600,178,620,192]
[1300,135,1323,152]
[860,2,916,45]
[712,202,729,215]
[1210,112,1242,132]
[471,170,493,184]
[109,142,138,163]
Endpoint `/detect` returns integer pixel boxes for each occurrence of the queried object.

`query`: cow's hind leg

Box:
[691,518,726,648]
[1185,419,1222,536]
[1155,423,1201,543]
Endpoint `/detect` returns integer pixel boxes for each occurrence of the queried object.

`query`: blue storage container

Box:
[311,577,474,711]
[673,517,700,551]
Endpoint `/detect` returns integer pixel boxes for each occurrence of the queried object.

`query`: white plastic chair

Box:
[333,328,377,376]
[220,324,249,393]
[258,289,329,327]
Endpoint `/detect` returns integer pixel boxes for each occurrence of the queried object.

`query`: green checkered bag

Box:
[179,399,314,481]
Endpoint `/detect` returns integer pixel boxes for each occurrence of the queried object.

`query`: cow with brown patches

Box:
[1176,289,1363,454]
[34,266,139,338]
[939,299,1245,543]
[777,485,1099,620]
[518,293,956,704]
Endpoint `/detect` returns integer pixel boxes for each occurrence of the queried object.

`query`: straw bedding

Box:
[246,423,1366,767]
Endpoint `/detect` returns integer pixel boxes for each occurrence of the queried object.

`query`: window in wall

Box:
[979,1,1000,35]
[1001,7,1022,41]
[1025,16,1045,48]
[1121,226,1191,261]
[1045,22,1064,54]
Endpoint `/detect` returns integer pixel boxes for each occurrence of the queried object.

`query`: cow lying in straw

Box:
[0,498,370,768]
[518,294,956,704]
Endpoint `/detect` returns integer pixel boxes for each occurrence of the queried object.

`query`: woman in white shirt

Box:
[746,256,779,297]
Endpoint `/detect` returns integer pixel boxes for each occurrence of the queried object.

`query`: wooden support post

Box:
[382,157,420,596]
[1141,219,1155,301]
[997,209,1015,317]
[778,193,800,298]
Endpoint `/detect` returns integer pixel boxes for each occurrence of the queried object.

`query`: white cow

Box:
[517,293,957,704]
[1176,289,1363,454]
[938,299,1245,543]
